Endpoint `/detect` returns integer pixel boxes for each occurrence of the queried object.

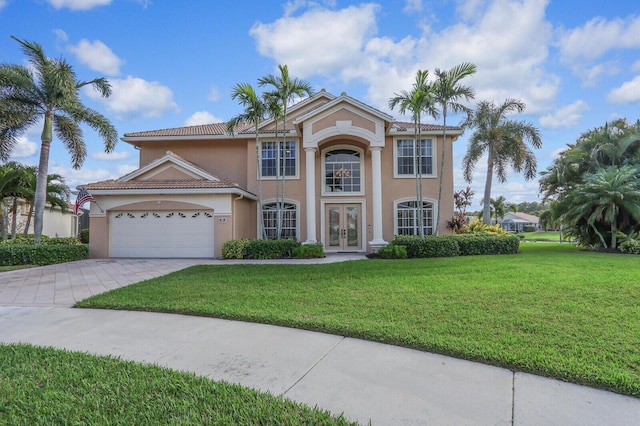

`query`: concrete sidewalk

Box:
[1,258,639,425]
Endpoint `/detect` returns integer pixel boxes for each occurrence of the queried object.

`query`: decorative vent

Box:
[114,213,123,218]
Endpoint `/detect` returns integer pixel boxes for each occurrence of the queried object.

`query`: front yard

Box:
[77,243,640,397]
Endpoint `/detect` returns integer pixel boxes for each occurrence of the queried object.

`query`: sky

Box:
[1,0,639,210]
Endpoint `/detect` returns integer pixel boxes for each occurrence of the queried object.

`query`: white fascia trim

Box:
[122,134,236,143]
[119,154,219,182]
[89,188,257,200]
[390,128,464,138]
[293,95,393,125]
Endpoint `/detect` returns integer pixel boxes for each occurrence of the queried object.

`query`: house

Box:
[499,212,541,232]
[83,90,462,258]
[1,198,79,238]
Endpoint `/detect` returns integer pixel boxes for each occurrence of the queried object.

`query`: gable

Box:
[119,151,219,183]
[132,164,201,181]
[311,107,377,134]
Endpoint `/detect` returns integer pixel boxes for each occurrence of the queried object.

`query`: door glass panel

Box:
[328,207,340,247]
[346,206,358,247]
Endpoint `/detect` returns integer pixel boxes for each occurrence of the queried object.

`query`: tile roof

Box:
[85,179,241,190]
[391,121,462,131]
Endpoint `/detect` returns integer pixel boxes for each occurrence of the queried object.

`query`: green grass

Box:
[0,343,356,425]
[517,231,562,241]
[77,243,640,397]
[0,264,36,272]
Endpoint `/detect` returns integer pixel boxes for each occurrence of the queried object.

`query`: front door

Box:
[325,204,362,251]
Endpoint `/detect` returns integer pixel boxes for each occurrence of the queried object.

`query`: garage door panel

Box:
[109,210,214,258]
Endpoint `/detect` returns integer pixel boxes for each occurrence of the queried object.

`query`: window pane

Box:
[261,141,296,177]
[396,200,434,235]
[325,149,361,192]
[397,139,433,175]
[262,202,297,240]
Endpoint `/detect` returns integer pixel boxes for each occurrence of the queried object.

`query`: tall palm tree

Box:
[432,62,476,235]
[490,195,507,224]
[389,69,439,237]
[227,83,268,239]
[462,99,542,225]
[18,166,70,237]
[0,162,23,240]
[0,36,117,244]
[258,65,313,239]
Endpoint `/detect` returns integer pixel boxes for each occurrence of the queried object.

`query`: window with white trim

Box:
[262,202,297,240]
[324,149,361,193]
[396,200,434,236]
[396,139,433,175]
[261,141,296,178]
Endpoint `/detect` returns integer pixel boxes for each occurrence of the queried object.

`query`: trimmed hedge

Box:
[292,243,324,259]
[390,234,519,258]
[221,238,252,259]
[79,229,90,244]
[391,235,459,258]
[0,235,80,246]
[246,239,301,259]
[0,244,88,266]
[377,244,408,259]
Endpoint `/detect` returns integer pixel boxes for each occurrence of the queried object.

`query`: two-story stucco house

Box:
[84,90,462,258]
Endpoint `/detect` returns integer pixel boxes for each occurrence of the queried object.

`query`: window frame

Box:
[259,199,299,240]
[259,140,299,180]
[393,137,436,178]
[321,145,365,196]
[394,198,437,236]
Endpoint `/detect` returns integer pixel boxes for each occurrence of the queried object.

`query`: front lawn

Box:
[0,343,356,425]
[77,243,640,397]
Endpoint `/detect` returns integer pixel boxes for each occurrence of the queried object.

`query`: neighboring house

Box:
[1,198,78,238]
[499,212,541,232]
[84,90,463,258]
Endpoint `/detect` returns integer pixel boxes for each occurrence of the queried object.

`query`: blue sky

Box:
[1,0,639,209]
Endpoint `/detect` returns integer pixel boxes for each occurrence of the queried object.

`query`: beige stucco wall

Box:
[139,140,248,187]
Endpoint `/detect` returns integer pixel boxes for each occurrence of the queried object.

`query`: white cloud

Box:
[83,75,179,120]
[10,136,39,158]
[607,75,640,104]
[48,162,114,189]
[68,39,123,76]
[250,4,379,78]
[403,0,422,14]
[0,0,6,10]
[46,0,112,11]
[116,164,138,176]
[559,15,640,63]
[91,151,130,161]
[539,100,589,129]
[633,60,640,72]
[251,0,558,114]
[184,111,223,127]
[207,86,220,102]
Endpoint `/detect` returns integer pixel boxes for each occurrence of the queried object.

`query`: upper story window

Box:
[324,148,361,193]
[395,139,434,176]
[261,141,296,178]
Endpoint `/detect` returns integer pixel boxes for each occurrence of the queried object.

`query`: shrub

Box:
[221,238,252,259]
[524,225,536,233]
[292,243,324,259]
[79,229,90,244]
[453,234,520,256]
[463,220,508,235]
[0,244,88,266]
[377,244,408,259]
[619,239,640,255]
[246,239,301,259]
[391,235,460,258]
[0,235,78,245]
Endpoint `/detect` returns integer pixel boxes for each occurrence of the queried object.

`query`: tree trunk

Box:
[23,203,33,237]
[10,197,18,239]
[256,139,265,239]
[34,113,53,245]
[483,151,494,225]
[435,106,448,236]
[0,204,7,241]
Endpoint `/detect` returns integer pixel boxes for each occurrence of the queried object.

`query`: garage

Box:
[109,210,214,258]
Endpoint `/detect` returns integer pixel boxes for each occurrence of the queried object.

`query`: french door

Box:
[325,203,361,251]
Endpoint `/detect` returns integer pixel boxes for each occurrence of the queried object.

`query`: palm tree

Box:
[558,165,640,249]
[389,69,439,237]
[0,36,117,244]
[462,99,542,225]
[258,65,313,239]
[432,62,476,235]
[18,167,70,237]
[0,162,23,240]
[227,83,268,238]
[490,195,507,224]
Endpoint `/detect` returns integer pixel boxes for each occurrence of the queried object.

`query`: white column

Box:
[304,147,317,243]
[369,146,387,247]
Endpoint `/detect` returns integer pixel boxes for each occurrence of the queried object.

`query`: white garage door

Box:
[109,210,214,258]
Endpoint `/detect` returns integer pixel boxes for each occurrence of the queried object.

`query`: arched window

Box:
[262,202,297,240]
[396,200,435,236]
[324,149,361,193]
